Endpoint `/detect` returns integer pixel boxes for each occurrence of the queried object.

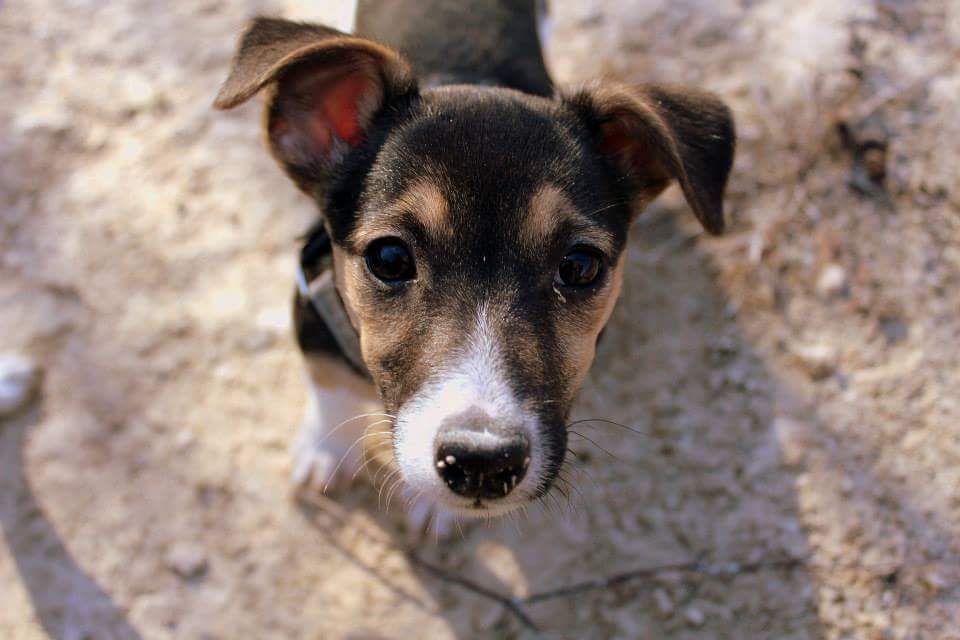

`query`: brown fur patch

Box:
[557,253,626,398]
[522,183,617,253]
[331,242,444,411]
[521,184,574,248]
[351,179,450,247]
[400,179,450,238]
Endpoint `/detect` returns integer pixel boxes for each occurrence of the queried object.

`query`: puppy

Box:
[214,0,734,532]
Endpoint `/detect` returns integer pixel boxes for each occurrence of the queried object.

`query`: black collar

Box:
[296,229,370,378]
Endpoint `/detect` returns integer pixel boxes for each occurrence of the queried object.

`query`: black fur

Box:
[356,0,551,95]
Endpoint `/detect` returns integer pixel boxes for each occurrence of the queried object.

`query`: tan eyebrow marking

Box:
[523,184,615,253]
[398,178,449,237]
[350,178,450,247]
[523,184,573,247]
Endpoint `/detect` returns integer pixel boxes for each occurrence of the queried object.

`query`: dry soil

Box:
[2,1,959,638]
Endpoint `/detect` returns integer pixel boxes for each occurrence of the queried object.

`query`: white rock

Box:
[12,103,73,135]
[164,542,208,579]
[116,70,160,112]
[922,569,949,592]
[816,263,847,297]
[0,353,41,418]
[684,606,706,627]
[791,342,837,380]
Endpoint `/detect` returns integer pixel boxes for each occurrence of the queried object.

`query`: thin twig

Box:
[524,556,805,605]
[407,551,544,635]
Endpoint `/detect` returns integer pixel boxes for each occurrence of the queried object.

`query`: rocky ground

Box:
[2,1,959,638]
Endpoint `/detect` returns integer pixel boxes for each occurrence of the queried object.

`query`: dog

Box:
[214,0,734,533]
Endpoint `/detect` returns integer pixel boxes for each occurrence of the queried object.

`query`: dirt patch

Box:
[2,1,958,638]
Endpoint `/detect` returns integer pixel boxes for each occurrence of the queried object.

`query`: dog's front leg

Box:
[292,354,455,537]
[292,354,386,493]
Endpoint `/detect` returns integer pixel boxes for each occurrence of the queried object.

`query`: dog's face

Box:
[216,18,734,517]
[334,88,631,514]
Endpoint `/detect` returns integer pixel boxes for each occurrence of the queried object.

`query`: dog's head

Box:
[216,18,734,517]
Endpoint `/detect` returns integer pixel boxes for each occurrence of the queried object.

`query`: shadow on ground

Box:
[0,406,142,640]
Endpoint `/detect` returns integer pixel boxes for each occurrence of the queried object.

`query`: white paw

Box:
[293,356,385,496]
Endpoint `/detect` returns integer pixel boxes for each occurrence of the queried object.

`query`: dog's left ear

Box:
[566,83,735,234]
[214,16,417,195]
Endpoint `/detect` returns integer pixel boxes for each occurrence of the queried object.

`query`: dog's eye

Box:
[556,248,602,288]
[365,238,416,283]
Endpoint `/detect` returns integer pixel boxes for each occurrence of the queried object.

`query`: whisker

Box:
[384,475,406,513]
[317,412,396,447]
[547,490,567,518]
[564,448,596,473]
[351,442,390,481]
[373,457,397,487]
[565,459,598,490]
[550,484,570,516]
[506,510,522,534]
[377,468,401,509]
[567,417,649,438]
[537,494,554,518]
[405,489,424,512]
[350,423,393,481]
[553,481,570,502]
[568,430,619,460]
[322,421,393,493]
[432,511,441,545]
[589,200,628,216]
[555,473,585,514]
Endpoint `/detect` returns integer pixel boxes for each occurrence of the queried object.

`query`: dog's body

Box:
[216,1,734,532]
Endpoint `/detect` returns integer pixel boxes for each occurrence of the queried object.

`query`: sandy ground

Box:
[2,1,959,638]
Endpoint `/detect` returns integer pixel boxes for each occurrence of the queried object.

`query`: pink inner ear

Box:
[271,67,379,165]
[316,73,370,148]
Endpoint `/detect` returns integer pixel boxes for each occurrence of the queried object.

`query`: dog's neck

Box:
[354,0,553,96]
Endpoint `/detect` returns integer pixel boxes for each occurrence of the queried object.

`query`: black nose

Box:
[434,413,530,500]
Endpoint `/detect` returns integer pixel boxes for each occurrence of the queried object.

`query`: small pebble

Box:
[0,353,41,418]
[653,588,674,617]
[684,606,705,627]
[922,569,949,592]
[164,542,208,579]
[792,342,837,380]
[816,263,847,298]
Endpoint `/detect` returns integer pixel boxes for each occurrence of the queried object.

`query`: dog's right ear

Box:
[214,17,417,195]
